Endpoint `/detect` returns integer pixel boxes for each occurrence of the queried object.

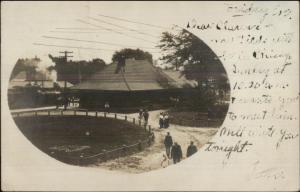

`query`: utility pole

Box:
[59,51,73,89]
[59,51,73,62]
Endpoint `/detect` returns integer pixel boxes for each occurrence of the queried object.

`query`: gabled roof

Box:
[71,59,177,91]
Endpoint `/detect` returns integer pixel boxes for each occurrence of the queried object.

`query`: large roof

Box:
[71,59,177,91]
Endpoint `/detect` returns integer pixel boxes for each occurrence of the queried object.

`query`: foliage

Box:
[157,29,227,87]
[48,55,106,84]
[158,29,231,110]
[10,58,40,80]
[112,48,153,63]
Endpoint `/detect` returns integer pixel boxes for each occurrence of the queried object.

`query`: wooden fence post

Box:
[133,118,135,124]
[104,112,107,118]
[61,110,63,116]
[122,145,127,155]
[115,113,117,119]
[138,141,142,151]
[102,149,107,162]
[125,115,127,121]
[48,110,50,116]
[95,111,98,117]
[86,110,88,116]
[74,110,76,116]
[148,125,151,132]
[139,120,141,126]
[35,111,38,116]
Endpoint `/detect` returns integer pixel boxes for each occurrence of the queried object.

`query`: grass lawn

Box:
[13,116,149,164]
[168,110,225,127]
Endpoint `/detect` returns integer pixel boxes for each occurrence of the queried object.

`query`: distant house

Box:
[69,58,190,110]
[9,70,73,90]
[8,70,74,109]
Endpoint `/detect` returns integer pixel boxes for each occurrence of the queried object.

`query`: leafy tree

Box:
[157,29,228,90]
[48,55,106,84]
[158,29,230,110]
[112,48,153,63]
[10,58,40,80]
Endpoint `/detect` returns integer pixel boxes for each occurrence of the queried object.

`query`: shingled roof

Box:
[71,59,177,91]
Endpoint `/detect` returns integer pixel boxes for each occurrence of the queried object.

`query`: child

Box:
[161,153,169,168]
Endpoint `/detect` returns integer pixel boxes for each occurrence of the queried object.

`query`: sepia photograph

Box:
[8,12,230,173]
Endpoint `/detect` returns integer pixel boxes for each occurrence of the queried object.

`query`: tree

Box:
[10,57,40,81]
[158,29,230,109]
[48,55,106,84]
[157,29,228,90]
[112,48,153,63]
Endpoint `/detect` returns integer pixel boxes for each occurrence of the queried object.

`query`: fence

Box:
[11,109,155,165]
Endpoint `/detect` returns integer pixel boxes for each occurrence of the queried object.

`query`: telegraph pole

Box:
[59,51,73,62]
[59,51,73,89]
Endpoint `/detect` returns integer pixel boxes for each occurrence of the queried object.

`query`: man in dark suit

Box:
[164,132,173,158]
[186,141,198,157]
[171,142,182,164]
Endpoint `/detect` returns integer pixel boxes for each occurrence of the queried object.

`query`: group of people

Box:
[159,112,169,128]
[56,95,80,110]
[162,132,198,165]
[56,95,68,110]
[139,109,149,126]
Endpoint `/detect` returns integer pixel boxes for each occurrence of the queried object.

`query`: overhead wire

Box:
[42,36,160,50]
[76,19,158,44]
[97,14,170,30]
[88,16,160,38]
[33,43,116,51]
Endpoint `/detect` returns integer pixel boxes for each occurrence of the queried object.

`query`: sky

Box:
[2,1,203,71]
[2,1,251,75]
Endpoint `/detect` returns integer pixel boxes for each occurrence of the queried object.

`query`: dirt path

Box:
[93,110,218,173]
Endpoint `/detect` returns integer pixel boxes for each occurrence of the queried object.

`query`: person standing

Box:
[186,141,198,157]
[56,95,62,109]
[171,142,183,164]
[139,109,144,123]
[159,112,164,128]
[164,112,169,128]
[104,102,110,113]
[164,132,173,158]
[143,109,149,126]
[63,95,68,110]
